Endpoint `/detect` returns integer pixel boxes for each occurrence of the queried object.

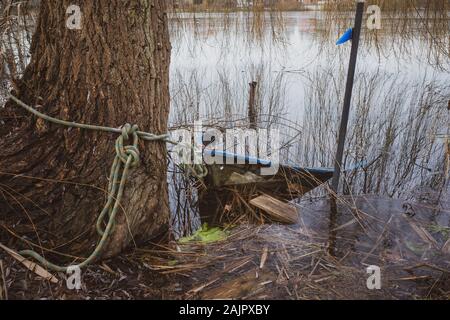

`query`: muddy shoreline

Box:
[1,196,448,300]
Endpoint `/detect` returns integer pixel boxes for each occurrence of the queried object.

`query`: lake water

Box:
[168,11,449,199]
[169,11,449,122]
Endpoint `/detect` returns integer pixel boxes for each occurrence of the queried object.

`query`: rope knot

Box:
[116,123,140,167]
[121,123,138,140]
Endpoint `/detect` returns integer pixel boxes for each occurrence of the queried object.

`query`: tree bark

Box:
[0,1,171,260]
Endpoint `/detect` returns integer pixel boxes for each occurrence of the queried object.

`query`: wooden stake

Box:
[248,81,258,130]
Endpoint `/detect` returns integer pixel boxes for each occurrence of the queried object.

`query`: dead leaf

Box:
[0,243,59,284]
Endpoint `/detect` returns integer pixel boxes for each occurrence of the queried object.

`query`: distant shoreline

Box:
[169,8,313,14]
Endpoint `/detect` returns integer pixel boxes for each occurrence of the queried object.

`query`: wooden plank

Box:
[249,194,298,224]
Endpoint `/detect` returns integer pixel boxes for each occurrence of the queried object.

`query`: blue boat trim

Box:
[204,149,272,166]
[203,150,367,175]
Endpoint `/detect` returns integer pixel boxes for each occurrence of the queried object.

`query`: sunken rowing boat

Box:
[198,150,354,226]
[203,150,335,200]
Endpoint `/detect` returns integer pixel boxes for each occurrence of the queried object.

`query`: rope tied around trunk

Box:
[7,94,208,272]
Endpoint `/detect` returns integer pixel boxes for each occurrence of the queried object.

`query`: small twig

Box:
[0,259,7,300]
[391,276,431,281]
[361,214,393,264]
[427,274,442,299]
[404,263,450,275]
[186,277,220,297]
[260,246,269,269]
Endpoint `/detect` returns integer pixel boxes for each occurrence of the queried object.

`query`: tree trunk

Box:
[0,1,171,260]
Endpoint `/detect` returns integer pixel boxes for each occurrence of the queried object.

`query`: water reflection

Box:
[299,195,450,268]
[170,11,449,122]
